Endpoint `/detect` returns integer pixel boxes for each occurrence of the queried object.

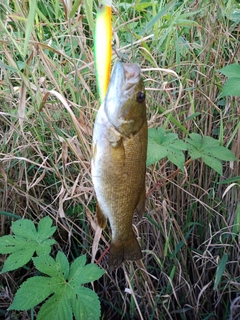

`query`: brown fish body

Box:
[91,60,147,269]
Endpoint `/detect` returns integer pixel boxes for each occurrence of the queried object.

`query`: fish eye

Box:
[136,92,145,103]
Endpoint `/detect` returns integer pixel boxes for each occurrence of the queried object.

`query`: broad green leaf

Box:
[69,254,87,279]
[202,136,219,148]
[11,219,37,240]
[170,140,188,150]
[214,253,228,290]
[188,133,202,146]
[33,255,60,278]
[202,155,223,175]
[9,252,104,319]
[0,235,27,254]
[36,239,56,256]
[33,252,69,279]
[147,142,168,166]
[72,286,101,320]
[148,127,165,143]
[0,218,56,273]
[8,276,58,310]
[69,255,105,284]
[185,133,236,175]
[219,64,240,78]
[220,78,240,97]
[56,251,70,279]
[1,247,35,273]
[167,149,185,172]
[147,127,186,169]
[37,293,73,320]
[205,146,236,161]
[162,132,178,145]
[186,144,202,160]
[37,216,57,240]
[72,263,105,285]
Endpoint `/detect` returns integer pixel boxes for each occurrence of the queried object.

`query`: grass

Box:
[0,0,240,319]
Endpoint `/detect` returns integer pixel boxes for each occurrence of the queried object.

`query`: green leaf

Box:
[188,133,202,146]
[202,155,223,175]
[56,251,70,279]
[37,292,73,320]
[214,253,228,290]
[218,176,240,184]
[147,127,186,170]
[72,286,101,320]
[167,149,185,172]
[0,235,26,254]
[9,252,104,320]
[1,247,35,273]
[70,0,82,19]
[83,0,94,31]
[0,217,56,273]
[202,136,219,148]
[186,144,202,160]
[185,133,236,175]
[219,64,240,78]
[8,276,58,310]
[140,0,175,36]
[205,146,236,161]
[24,0,37,56]
[36,239,56,256]
[147,142,168,166]
[184,112,201,122]
[11,219,37,240]
[170,140,188,150]
[148,127,165,143]
[69,255,105,285]
[220,78,240,97]
[37,216,57,240]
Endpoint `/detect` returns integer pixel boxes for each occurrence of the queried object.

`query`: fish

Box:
[91,60,147,269]
[94,2,112,104]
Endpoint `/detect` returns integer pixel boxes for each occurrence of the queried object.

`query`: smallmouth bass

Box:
[92,60,147,269]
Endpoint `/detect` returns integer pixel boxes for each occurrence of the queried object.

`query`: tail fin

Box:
[109,232,142,270]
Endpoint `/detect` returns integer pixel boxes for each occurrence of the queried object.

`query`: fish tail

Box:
[109,232,142,269]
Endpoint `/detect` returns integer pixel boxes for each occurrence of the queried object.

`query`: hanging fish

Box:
[91,60,147,269]
[94,1,112,103]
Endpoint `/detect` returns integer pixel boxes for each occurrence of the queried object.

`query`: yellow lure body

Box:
[94,3,112,104]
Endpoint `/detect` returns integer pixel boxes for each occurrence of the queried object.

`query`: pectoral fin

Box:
[96,201,107,229]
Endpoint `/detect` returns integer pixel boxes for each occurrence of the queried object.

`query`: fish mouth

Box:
[109,60,141,93]
[104,60,141,105]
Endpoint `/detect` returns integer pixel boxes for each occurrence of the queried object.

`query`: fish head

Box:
[104,60,146,137]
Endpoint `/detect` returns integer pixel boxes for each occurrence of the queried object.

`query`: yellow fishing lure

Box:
[94,1,112,104]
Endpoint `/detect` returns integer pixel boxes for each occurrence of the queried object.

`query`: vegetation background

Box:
[0,0,239,319]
